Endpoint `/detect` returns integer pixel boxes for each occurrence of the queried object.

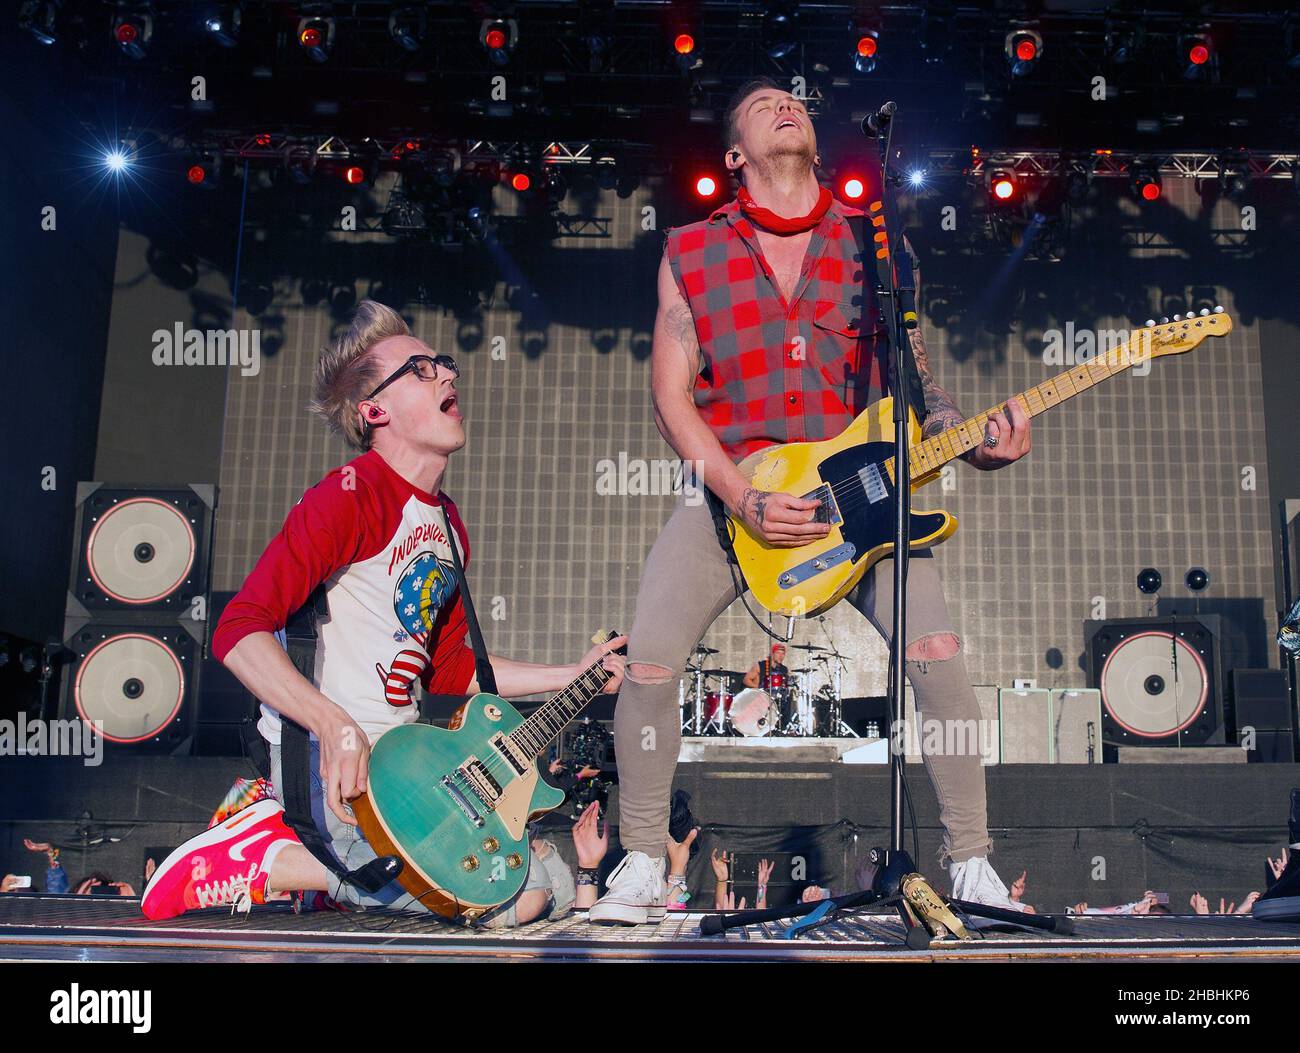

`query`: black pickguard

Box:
[817,442,947,564]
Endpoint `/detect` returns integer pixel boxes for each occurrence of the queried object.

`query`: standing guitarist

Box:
[591,78,1033,924]
[142,300,625,921]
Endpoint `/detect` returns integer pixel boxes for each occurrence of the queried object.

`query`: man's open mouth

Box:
[775,118,799,131]
[439,393,461,419]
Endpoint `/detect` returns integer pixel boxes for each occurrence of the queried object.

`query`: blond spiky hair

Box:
[309,299,410,450]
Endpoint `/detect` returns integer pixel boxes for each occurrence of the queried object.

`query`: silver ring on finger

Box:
[983,434,999,448]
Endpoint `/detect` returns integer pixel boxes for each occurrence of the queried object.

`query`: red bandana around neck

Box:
[736,185,833,234]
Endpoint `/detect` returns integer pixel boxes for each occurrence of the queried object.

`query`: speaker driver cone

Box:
[85,497,195,604]
[73,633,185,742]
[1099,630,1208,738]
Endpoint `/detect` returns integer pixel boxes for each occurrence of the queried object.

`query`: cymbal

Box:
[693,645,720,656]
[789,643,829,652]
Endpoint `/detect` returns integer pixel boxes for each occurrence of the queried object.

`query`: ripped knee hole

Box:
[627,661,676,685]
[904,632,961,663]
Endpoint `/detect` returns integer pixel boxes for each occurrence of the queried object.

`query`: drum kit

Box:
[679,643,858,738]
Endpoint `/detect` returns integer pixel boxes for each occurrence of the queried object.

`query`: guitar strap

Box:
[436,504,498,696]
[237,584,402,896]
[845,214,928,424]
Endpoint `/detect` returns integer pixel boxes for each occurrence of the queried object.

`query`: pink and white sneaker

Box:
[142,798,301,920]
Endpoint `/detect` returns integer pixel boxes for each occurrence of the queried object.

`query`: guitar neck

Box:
[506,662,611,762]
[888,335,1147,479]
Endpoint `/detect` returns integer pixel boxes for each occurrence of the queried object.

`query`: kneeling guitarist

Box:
[143,300,624,920]
[591,78,1032,923]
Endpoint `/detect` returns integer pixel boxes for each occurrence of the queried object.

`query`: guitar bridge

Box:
[440,774,485,828]
[801,483,841,525]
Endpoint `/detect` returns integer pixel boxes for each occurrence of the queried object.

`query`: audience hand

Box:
[571,801,608,869]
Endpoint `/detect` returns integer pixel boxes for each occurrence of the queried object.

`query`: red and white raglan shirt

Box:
[211,450,478,746]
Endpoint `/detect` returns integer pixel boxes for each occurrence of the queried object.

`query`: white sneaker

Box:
[948,857,1031,913]
[588,852,666,925]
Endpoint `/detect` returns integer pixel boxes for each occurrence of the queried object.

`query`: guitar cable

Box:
[708,488,796,644]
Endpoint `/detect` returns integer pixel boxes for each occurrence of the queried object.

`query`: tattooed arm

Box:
[903,243,966,442]
[910,323,966,441]
[650,253,829,547]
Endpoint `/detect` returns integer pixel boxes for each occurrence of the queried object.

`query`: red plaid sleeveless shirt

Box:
[664,197,889,462]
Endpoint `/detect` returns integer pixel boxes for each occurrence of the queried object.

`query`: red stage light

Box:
[1140,181,1161,201]
[115,22,138,45]
[187,165,206,185]
[511,172,532,191]
[254,133,271,147]
[992,177,1016,200]
[694,175,718,198]
[1015,37,1037,62]
[856,36,877,58]
[674,33,695,55]
[343,166,365,185]
[1188,43,1210,65]
[300,26,321,48]
[485,28,506,49]
[841,177,865,200]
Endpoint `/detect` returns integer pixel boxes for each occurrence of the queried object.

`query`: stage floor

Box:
[2,895,1299,963]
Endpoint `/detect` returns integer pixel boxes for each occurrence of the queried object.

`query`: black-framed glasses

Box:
[364,354,458,401]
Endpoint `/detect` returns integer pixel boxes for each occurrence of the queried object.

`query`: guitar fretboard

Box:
[506,660,611,761]
[886,332,1151,480]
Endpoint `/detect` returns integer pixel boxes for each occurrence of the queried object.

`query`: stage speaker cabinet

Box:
[998,688,1051,763]
[59,483,217,754]
[1086,615,1225,753]
[1232,668,1296,763]
[1049,688,1103,764]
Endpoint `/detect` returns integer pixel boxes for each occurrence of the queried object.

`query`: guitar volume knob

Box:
[461,855,480,872]
[482,837,499,852]
[505,853,524,870]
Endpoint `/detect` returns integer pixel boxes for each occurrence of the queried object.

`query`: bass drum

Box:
[730,688,780,737]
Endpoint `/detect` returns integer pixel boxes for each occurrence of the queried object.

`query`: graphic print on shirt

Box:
[374,549,457,707]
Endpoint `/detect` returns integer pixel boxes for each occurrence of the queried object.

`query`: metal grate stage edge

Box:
[3,895,1300,963]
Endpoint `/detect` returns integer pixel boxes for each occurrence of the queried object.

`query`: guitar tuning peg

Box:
[1173,314,1182,321]
[1144,319,1156,327]
[1160,316,1169,324]
[1213,305,1224,313]
[1199,308,1210,316]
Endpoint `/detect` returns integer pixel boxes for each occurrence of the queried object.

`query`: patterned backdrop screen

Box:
[213,176,1278,699]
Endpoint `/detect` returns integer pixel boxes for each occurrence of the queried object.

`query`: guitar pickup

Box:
[857,463,888,505]
[492,733,528,777]
[461,760,502,804]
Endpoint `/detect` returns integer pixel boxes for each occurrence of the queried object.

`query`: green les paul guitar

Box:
[352,630,621,921]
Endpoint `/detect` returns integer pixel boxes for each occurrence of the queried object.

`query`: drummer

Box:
[743,644,789,692]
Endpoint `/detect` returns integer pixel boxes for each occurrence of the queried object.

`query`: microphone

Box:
[860,100,897,138]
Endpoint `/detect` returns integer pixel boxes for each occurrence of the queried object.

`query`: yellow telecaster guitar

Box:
[727,310,1234,617]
